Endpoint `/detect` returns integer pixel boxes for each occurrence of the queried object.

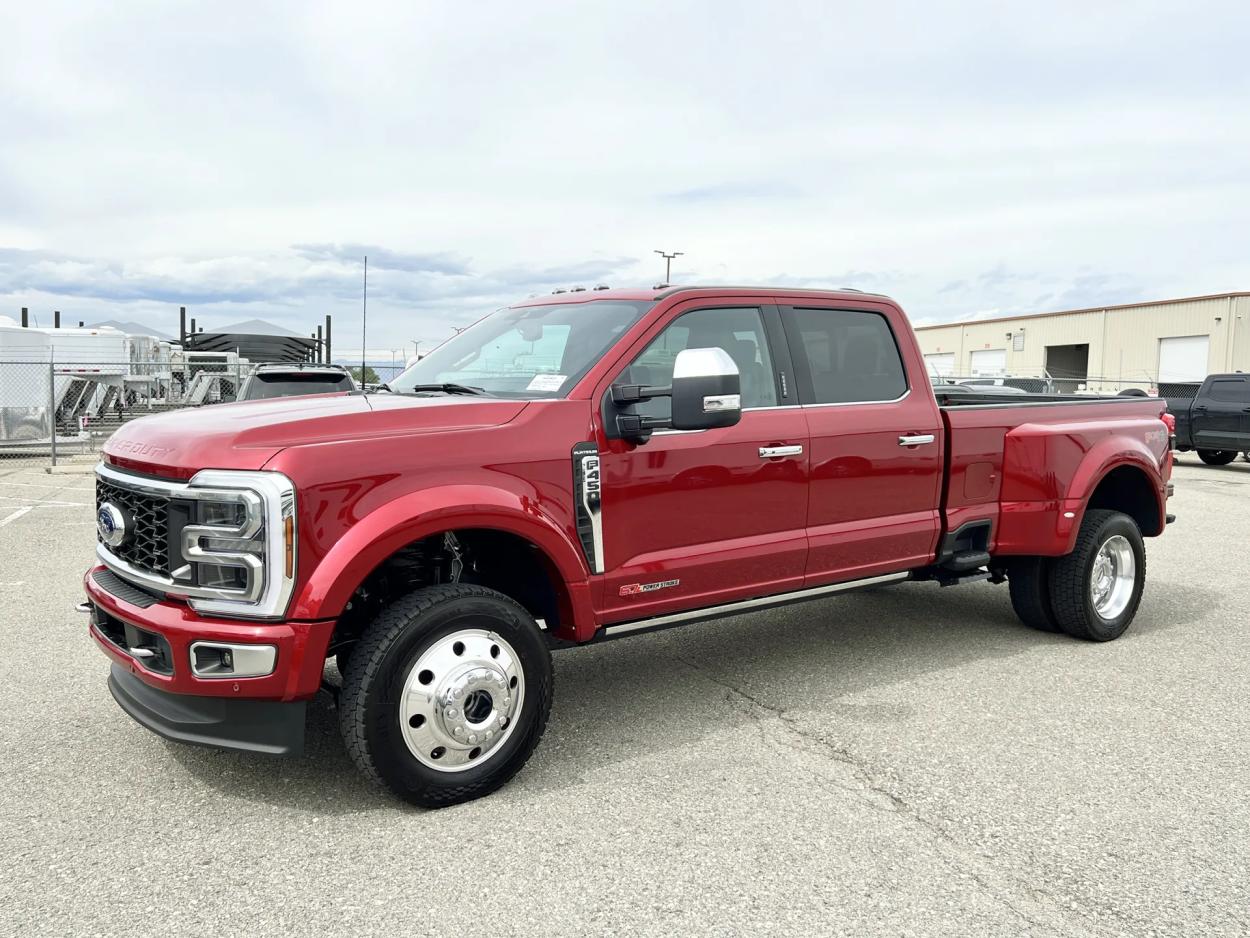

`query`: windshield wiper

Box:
[405,383,489,396]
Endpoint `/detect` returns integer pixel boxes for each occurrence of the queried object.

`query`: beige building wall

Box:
[915,293,1250,391]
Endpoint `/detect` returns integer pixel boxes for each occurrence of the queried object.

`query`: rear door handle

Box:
[898,434,936,446]
[759,445,803,458]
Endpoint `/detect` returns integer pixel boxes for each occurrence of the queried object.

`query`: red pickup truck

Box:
[85,286,1174,806]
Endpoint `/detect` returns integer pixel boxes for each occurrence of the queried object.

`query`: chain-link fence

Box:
[0,359,367,470]
[0,355,1215,471]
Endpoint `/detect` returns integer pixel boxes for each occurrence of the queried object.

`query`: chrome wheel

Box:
[399,628,525,772]
[1089,534,1135,620]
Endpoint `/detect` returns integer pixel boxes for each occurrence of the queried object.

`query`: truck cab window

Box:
[1208,378,1250,402]
[784,308,908,404]
[623,307,777,420]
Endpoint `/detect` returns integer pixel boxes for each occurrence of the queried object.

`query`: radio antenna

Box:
[360,254,368,385]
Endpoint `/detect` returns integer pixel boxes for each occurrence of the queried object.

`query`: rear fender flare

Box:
[998,421,1166,555]
[1063,450,1166,548]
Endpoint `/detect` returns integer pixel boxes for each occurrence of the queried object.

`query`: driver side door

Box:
[593,301,810,624]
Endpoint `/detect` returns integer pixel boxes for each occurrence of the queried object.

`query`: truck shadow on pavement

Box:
[164,576,1216,812]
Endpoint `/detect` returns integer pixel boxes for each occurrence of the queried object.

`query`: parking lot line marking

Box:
[0,494,89,507]
[0,507,33,527]
[0,480,93,490]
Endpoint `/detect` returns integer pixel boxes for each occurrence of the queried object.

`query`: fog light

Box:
[189,641,276,678]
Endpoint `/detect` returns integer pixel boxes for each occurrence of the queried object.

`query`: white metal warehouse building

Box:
[915,292,1250,394]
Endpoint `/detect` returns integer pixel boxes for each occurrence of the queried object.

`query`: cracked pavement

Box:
[1,453,1248,936]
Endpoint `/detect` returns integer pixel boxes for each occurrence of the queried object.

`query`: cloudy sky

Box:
[2,0,1247,355]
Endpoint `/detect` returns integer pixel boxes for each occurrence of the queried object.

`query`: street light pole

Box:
[654,249,683,283]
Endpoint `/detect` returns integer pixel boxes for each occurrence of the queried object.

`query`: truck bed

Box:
[935,391,1169,557]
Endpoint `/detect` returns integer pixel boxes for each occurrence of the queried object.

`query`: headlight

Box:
[182,470,297,619]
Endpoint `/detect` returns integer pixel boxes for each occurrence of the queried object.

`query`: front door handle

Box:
[759,445,803,458]
[898,434,936,446]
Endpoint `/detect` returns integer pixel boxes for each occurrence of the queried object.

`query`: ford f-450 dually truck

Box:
[84,286,1174,806]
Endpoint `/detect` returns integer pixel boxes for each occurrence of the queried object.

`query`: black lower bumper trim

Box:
[107,664,306,756]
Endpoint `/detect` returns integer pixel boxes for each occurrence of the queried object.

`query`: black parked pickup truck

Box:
[237,363,357,402]
[1167,373,1250,465]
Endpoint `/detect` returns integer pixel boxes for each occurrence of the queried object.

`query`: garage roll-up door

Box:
[969,348,1007,378]
[924,352,955,379]
[1158,335,1209,382]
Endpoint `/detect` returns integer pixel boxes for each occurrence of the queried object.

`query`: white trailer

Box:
[0,325,53,443]
[0,324,133,447]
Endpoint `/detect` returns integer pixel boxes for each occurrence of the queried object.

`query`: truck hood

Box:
[102,393,529,477]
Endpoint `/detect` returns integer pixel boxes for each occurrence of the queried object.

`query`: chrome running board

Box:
[601,571,910,639]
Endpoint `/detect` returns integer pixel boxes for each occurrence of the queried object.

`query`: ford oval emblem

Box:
[97,502,128,548]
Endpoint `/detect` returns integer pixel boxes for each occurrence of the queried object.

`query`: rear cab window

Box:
[1207,377,1250,403]
[246,372,353,399]
[780,307,909,404]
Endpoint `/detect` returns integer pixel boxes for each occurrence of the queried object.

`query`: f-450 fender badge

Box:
[571,442,603,574]
[619,579,680,597]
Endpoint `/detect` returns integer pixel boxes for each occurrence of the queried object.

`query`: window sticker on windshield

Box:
[526,374,566,392]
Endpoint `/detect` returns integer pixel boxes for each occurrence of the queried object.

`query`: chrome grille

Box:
[96,476,170,574]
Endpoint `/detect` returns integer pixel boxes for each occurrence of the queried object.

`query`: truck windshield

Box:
[389,300,654,398]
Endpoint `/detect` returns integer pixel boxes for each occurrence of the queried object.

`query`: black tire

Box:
[334,645,354,678]
[1198,449,1237,466]
[1047,509,1145,641]
[339,584,553,808]
[1006,556,1061,632]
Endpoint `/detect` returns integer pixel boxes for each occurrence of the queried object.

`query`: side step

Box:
[599,571,911,640]
[937,569,991,588]
[944,550,990,572]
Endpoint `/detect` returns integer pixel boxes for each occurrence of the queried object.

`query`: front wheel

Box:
[1198,449,1237,465]
[339,584,553,808]
[1047,510,1145,641]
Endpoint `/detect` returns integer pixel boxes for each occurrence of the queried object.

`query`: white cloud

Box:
[1,0,1247,351]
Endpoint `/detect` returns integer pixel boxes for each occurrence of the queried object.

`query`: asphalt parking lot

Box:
[1,454,1247,937]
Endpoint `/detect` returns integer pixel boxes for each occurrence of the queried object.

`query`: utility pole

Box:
[654,249,683,283]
